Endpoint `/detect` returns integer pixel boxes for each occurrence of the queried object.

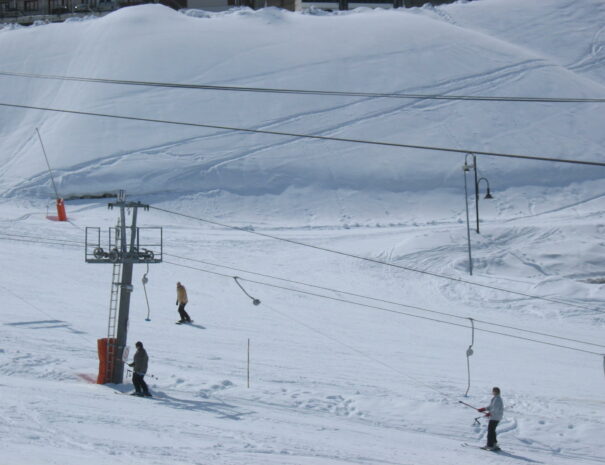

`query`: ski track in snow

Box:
[6,57,556,198]
[1,2,605,465]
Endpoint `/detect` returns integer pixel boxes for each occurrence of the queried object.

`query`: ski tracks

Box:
[566,24,605,79]
[5,56,555,198]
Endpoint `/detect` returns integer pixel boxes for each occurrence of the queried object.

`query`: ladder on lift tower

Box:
[105,261,122,383]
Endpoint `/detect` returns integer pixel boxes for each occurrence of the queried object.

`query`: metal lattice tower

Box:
[85,190,162,384]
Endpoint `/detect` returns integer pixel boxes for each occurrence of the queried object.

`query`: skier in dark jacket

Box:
[478,386,503,450]
[128,341,151,397]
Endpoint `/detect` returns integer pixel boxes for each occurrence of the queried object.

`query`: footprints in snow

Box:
[0,350,69,380]
[287,390,363,417]
[197,379,234,399]
[167,374,234,397]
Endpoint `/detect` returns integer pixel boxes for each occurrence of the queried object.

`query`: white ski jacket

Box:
[485,395,504,421]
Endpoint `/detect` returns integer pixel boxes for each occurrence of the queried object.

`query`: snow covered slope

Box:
[0,1,604,464]
[0,0,604,220]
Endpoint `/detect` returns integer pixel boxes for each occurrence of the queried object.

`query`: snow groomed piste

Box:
[0,0,604,464]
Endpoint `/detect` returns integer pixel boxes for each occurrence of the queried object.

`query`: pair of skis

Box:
[458,401,504,453]
[461,443,503,452]
[114,390,154,399]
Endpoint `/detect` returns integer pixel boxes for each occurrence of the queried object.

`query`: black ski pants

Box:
[178,303,191,322]
[487,419,499,447]
[133,372,149,395]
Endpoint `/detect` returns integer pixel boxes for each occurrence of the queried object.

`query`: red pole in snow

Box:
[56,198,68,221]
[36,128,68,222]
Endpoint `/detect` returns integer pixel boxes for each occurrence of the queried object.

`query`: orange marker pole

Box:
[56,198,68,221]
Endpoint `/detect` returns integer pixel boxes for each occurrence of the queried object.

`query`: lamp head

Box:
[484,188,493,200]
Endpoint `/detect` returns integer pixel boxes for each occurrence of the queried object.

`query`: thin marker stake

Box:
[36,128,60,199]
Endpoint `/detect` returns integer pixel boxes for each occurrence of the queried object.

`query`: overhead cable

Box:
[0,282,94,346]
[150,206,604,315]
[0,234,81,247]
[263,301,452,399]
[164,259,604,356]
[1,101,604,167]
[1,70,605,103]
[0,231,601,354]
[164,252,605,348]
[0,230,600,348]
[0,231,83,246]
[0,230,601,348]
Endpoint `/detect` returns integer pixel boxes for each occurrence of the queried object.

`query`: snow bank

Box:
[0,0,603,212]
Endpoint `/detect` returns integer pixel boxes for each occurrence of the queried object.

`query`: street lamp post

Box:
[463,155,474,276]
[463,153,494,275]
[472,154,494,234]
[476,176,493,234]
[472,154,479,233]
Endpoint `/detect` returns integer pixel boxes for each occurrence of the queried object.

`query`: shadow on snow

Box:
[110,385,252,421]
[5,319,86,335]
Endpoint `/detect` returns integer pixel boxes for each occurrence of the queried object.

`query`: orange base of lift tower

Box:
[97,337,118,384]
[47,198,68,222]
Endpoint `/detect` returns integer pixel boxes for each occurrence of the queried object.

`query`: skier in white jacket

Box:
[477,387,504,450]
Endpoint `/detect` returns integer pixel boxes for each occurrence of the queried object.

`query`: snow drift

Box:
[0,0,604,215]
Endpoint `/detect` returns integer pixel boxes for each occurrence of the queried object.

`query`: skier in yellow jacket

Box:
[176,281,192,323]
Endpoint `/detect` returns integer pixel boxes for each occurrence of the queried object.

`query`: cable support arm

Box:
[233,276,261,305]
[142,262,151,321]
[464,318,475,397]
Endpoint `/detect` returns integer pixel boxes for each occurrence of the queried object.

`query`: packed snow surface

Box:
[0,0,604,464]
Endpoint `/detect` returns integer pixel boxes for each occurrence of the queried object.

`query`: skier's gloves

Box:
[477,408,486,412]
[485,413,491,417]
